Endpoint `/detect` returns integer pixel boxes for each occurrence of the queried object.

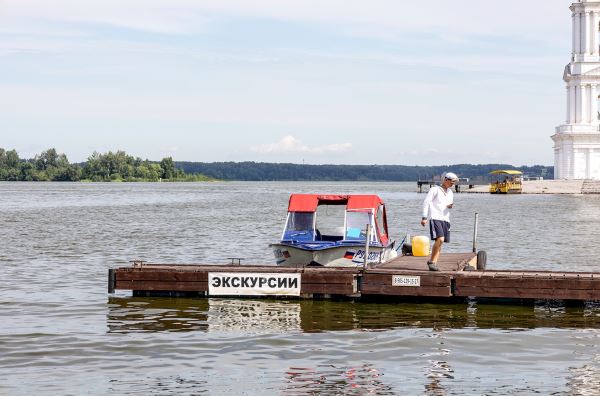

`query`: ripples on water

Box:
[2,182,600,395]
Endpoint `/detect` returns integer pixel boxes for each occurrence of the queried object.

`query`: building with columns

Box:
[552,0,600,179]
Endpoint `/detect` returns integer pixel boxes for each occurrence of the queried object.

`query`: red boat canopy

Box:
[286,194,389,245]
[287,194,384,212]
[347,195,385,212]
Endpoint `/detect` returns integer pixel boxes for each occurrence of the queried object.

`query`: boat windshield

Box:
[282,212,315,241]
[345,210,374,241]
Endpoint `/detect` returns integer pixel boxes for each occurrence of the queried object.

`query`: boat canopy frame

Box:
[282,194,390,245]
[489,170,523,175]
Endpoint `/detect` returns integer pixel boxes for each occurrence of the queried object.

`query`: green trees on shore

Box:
[1,146,554,182]
[0,148,81,181]
[0,147,211,182]
[82,150,184,181]
[176,161,553,181]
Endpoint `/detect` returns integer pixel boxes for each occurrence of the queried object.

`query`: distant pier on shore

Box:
[416,177,476,193]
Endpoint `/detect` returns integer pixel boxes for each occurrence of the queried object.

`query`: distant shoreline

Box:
[0,179,589,194]
[2,147,554,182]
[0,180,585,194]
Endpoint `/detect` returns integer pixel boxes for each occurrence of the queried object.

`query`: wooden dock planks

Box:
[115,267,208,293]
[454,271,600,300]
[359,253,474,297]
[113,264,360,296]
[361,271,453,297]
[299,268,359,295]
[377,252,476,272]
[110,253,600,302]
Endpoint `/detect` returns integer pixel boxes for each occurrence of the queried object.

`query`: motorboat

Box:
[270,194,397,267]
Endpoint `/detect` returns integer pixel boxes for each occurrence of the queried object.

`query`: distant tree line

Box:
[0,148,212,182]
[175,161,553,182]
[1,147,553,182]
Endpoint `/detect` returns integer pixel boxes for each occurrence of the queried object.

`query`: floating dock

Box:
[109,252,600,303]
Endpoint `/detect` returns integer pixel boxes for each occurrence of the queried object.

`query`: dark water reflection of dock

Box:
[107,297,600,334]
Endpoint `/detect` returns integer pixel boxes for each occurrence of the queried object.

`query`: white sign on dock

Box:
[392,275,421,287]
[208,272,301,296]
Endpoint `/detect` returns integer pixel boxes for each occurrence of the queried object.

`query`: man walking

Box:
[420,172,458,271]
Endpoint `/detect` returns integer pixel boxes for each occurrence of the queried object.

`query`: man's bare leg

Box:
[430,237,445,263]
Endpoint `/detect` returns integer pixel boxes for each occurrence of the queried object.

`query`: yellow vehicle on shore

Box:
[489,170,523,194]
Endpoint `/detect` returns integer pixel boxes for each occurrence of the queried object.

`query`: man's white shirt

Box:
[421,185,453,222]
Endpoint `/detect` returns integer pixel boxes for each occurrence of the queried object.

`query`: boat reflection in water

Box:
[284,363,394,395]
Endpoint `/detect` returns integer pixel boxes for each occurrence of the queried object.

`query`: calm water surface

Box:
[2,181,600,395]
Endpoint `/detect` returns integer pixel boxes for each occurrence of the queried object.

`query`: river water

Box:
[1,181,600,395]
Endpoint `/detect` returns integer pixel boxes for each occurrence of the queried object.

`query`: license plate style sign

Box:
[209,272,301,296]
[392,275,421,287]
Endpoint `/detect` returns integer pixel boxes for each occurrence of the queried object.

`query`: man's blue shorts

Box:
[429,219,450,242]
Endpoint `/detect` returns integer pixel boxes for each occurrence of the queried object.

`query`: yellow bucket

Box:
[411,235,430,257]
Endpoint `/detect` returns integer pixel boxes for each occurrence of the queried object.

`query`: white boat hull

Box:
[271,243,397,267]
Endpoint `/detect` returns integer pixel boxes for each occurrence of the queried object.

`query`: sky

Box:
[0,0,572,165]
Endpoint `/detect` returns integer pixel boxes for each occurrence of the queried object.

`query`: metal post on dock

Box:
[472,212,479,253]
[228,257,243,265]
[363,224,371,270]
[130,260,146,269]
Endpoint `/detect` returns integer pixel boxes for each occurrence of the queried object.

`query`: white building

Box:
[552,0,600,180]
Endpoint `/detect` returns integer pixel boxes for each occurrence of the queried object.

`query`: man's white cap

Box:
[444,172,458,181]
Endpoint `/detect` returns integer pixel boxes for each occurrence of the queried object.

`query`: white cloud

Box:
[251,136,352,155]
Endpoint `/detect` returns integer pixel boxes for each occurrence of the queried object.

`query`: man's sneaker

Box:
[427,261,439,271]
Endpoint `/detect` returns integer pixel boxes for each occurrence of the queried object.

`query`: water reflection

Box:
[566,328,600,395]
[107,298,210,333]
[107,297,301,334]
[207,299,301,333]
[107,297,600,334]
[283,364,394,395]
[567,361,600,396]
[423,329,454,396]
[107,375,209,395]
